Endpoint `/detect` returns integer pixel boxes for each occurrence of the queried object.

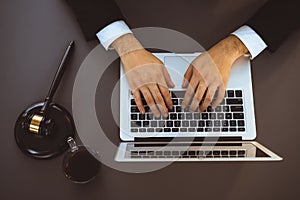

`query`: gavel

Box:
[24,41,74,136]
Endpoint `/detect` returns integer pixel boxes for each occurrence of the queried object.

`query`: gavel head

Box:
[23,113,54,136]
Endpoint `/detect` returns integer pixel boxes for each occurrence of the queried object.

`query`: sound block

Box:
[14,102,75,159]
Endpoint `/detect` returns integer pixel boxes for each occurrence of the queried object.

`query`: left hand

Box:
[181,35,248,112]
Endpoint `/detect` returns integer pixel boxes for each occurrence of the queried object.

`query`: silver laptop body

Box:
[115,53,282,162]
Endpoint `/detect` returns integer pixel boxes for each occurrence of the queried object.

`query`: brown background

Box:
[1,0,300,199]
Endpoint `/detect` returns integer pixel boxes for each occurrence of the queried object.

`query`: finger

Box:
[199,84,218,112]
[158,84,173,109]
[182,64,193,88]
[211,85,226,109]
[162,67,175,88]
[140,86,161,118]
[148,84,169,118]
[132,90,145,114]
[189,81,207,112]
[181,74,199,109]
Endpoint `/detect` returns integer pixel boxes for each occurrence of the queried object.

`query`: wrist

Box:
[209,35,249,64]
[111,33,144,57]
[224,35,248,60]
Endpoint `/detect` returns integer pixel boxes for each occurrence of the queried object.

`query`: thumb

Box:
[182,64,193,88]
[162,67,175,88]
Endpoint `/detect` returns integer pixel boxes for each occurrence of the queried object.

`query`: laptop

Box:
[115,53,282,162]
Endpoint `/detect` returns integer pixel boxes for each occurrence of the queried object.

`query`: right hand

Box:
[112,34,175,118]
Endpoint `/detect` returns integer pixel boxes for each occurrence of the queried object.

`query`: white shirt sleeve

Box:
[231,25,267,59]
[96,20,132,50]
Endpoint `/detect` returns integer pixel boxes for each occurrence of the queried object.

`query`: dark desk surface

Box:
[1,0,300,199]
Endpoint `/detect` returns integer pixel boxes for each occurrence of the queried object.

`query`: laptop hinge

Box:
[134,137,242,143]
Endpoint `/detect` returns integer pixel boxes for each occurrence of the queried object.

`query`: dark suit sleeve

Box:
[247,0,300,52]
[65,0,124,41]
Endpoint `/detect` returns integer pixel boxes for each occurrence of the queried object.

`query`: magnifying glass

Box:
[63,137,100,183]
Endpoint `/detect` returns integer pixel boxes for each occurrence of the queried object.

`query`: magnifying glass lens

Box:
[63,147,100,183]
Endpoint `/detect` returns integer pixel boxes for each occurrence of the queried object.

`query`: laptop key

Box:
[172,128,179,132]
[131,128,138,133]
[178,113,184,119]
[180,128,187,132]
[131,114,138,120]
[206,106,213,112]
[231,106,244,112]
[182,121,189,127]
[147,128,154,132]
[188,128,196,132]
[227,90,234,97]
[164,128,171,132]
[144,106,150,113]
[213,128,220,132]
[235,90,243,97]
[170,113,177,120]
[230,120,237,126]
[229,150,237,156]
[155,128,163,132]
[225,113,232,119]
[206,121,213,127]
[186,113,193,119]
[190,121,197,127]
[174,121,181,127]
[226,98,243,105]
[166,121,173,127]
[222,120,229,126]
[210,113,216,119]
[139,114,146,120]
[172,91,185,98]
[238,127,245,132]
[237,120,245,126]
[139,128,146,132]
[176,106,182,112]
[147,113,153,120]
[151,121,157,127]
[194,113,200,119]
[222,128,228,132]
[172,99,179,105]
[131,121,141,127]
[217,113,224,119]
[215,106,222,112]
[202,113,208,119]
[214,120,221,127]
[143,121,150,127]
[221,151,228,156]
[205,128,212,132]
[131,106,139,112]
[197,128,204,132]
[229,128,237,132]
[158,121,165,127]
[198,121,205,127]
[233,113,244,119]
[130,99,136,105]
[223,106,229,112]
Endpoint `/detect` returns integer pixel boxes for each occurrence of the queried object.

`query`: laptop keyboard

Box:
[129,149,246,158]
[130,89,246,134]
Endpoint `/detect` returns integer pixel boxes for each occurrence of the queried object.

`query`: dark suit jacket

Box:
[66,0,300,52]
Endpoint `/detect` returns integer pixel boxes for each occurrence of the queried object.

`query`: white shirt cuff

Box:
[96,20,132,50]
[231,25,267,59]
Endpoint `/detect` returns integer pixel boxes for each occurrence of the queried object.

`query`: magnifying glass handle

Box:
[67,137,79,152]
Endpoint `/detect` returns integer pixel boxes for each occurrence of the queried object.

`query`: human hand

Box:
[112,34,175,118]
[181,35,248,112]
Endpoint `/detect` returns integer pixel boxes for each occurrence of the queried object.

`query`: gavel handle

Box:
[41,41,74,113]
